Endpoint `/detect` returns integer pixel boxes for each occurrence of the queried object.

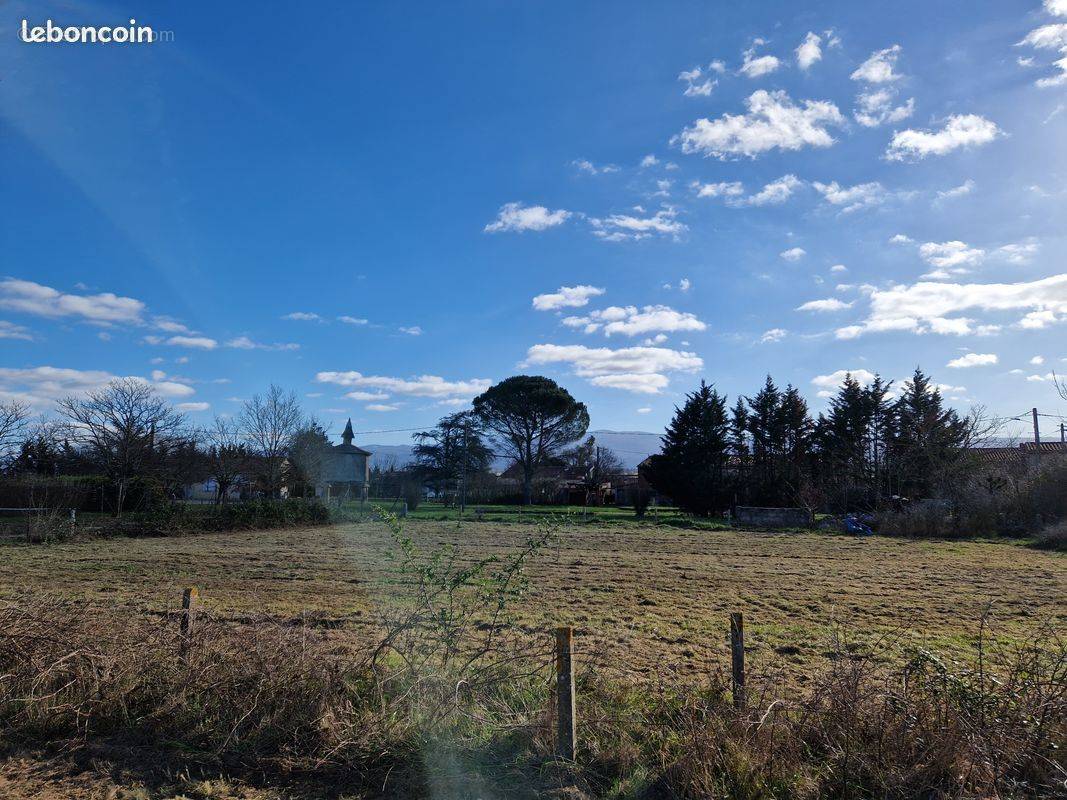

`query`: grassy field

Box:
[1,517,1062,687]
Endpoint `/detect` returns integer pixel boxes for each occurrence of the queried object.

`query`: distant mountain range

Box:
[362,429,663,472]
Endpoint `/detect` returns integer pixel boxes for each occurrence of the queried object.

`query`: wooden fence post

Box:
[179,587,199,665]
[730,612,745,708]
[555,626,577,760]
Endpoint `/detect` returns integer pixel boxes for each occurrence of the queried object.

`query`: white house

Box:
[316,419,371,501]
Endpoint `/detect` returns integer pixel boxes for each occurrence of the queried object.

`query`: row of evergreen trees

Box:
[643,368,975,515]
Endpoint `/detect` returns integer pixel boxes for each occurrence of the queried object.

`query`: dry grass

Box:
[0,519,1063,687]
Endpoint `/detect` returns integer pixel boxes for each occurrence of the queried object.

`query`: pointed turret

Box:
[341,418,355,446]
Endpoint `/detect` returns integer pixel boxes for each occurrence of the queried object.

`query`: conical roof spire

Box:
[341,418,355,446]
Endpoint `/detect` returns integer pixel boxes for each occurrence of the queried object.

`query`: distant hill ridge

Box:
[361,429,662,472]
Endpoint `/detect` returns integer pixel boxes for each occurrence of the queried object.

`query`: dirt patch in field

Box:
[0,520,1063,685]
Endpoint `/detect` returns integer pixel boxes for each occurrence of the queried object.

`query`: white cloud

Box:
[484,202,571,233]
[918,241,985,270]
[1031,355,1046,365]
[176,402,210,412]
[675,90,844,159]
[744,174,804,206]
[0,366,195,410]
[780,247,806,261]
[636,406,652,414]
[1046,0,1067,16]
[760,328,787,343]
[0,320,32,341]
[679,278,691,292]
[853,88,914,127]
[851,45,903,83]
[399,326,423,336]
[936,180,976,201]
[836,274,1067,339]
[366,404,400,412]
[344,390,390,401]
[225,336,299,351]
[640,154,659,168]
[1019,23,1067,50]
[812,369,878,395]
[995,240,1040,265]
[0,279,145,325]
[812,180,887,212]
[561,304,707,337]
[796,32,822,70]
[692,180,745,199]
[946,353,998,368]
[678,67,717,96]
[590,208,686,241]
[830,264,848,273]
[316,371,491,402]
[532,285,606,311]
[740,41,781,78]
[163,335,219,350]
[338,316,369,325]
[283,312,321,321]
[797,298,853,312]
[890,234,913,245]
[572,159,620,175]
[523,343,702,394]
[885,115,1001,161]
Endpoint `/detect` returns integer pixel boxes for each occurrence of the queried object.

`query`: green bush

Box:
[82,499,331,539]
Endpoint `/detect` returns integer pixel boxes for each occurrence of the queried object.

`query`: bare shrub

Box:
[1034,519,1067,551]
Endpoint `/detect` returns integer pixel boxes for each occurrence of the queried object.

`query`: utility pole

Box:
[1032,408,1041,446]
[1061,422,1065,444]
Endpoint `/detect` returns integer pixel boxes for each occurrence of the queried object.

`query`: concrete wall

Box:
[735,506,813,528]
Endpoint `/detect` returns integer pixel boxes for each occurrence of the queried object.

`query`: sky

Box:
[2,0,1067,445]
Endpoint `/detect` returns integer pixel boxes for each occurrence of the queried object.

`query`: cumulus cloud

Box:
[0,366,195,410]
[674,90,844,159]
[853,88,914,127]
[744,174,804,206]
[692,180,745,199]
[0,278,145,325]
[524,343,702,394]
[835,274,1067,339]
[532,285,606,311]
[338,315,369,325]
[366,403,400,412]
[797,298,853,312]
[995,240,1040,265]
[640,154,660,168]
[1046,0,1067,16]
[851,45,903,83]
[780,247,806,261]
[161,335,219,350]
[946,353,998,368]
[811,369,877,397]
[283,312,321,322]
[315,371,491,402]
[918,241,986,272]
[740,40,781,78]
[590,208,686,241]
[484,202,571,233]
[796,32,822,70]
[561,304,707,337]
[885,115,1001,161]
[812,180,887,212]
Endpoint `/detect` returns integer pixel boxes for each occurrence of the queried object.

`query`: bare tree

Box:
[0,400,31,469]
[56,379,186,516]
[239,385,303,498]
[205,416,249,503]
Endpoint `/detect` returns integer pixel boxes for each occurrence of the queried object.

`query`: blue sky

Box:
[2,0,1067,444]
